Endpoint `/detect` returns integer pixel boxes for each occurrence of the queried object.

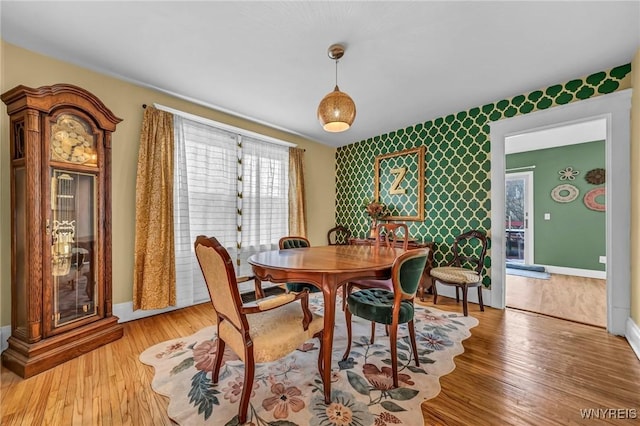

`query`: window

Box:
[173,115,289,306]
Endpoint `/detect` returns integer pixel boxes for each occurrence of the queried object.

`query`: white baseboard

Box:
[626,317,640,361]
[543,265,606,279]
[1,325,10,352]
[113,301,189,323]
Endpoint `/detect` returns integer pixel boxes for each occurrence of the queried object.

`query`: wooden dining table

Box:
[248,244,405,404]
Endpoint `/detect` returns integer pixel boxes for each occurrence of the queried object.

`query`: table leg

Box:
[321,276,337,404]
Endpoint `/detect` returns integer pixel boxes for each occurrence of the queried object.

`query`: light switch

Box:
[544,213,551,220]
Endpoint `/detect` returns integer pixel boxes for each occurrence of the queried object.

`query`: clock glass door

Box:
[50,169,98,326]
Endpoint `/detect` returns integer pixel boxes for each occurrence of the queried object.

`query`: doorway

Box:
[489,89,631,335]
[502,121,607,327]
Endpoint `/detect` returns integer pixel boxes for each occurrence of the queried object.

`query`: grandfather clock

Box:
[2,84,123,378]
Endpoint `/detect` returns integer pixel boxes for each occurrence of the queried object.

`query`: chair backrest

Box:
[377,223,409,250]
[327,225,351,245]
[194,235,246,331]
[279,236,310,249]
[450,230,488,275]
[391,248,429,299]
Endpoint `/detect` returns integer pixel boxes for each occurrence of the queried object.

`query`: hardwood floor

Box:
[505,273,607,327]
[1,296,638,425]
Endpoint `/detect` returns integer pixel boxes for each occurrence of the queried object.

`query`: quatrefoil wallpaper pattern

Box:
[335,64,631,287]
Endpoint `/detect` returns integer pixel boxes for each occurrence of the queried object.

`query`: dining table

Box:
[248,244,405,404]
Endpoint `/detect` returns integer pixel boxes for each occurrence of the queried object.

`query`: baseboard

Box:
[543,265,606,279]
[113,301,187,323]
[626,317,640,361]
[1,325,11,352]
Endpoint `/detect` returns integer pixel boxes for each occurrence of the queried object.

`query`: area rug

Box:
[140,294,478,426]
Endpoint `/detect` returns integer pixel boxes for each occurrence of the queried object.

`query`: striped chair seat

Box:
[430,266,480,284]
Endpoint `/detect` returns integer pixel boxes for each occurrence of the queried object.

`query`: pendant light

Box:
[317,44,356,132]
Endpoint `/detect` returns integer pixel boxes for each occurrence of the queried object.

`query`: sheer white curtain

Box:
[173,116,289,306]
[238,136,289,271]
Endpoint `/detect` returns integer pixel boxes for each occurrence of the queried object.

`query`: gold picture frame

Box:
[374,146,425,221]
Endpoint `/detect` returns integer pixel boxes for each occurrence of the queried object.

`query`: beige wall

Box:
[631,48,640,326]
[0,41,337,326]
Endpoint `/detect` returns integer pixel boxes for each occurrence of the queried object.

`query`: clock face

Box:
[51,114,97,165]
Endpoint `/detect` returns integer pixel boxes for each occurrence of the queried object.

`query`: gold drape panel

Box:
[288,147,307,237]
[133,107,176,310]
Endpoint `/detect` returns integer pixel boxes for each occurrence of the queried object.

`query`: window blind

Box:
[173,116,289,306]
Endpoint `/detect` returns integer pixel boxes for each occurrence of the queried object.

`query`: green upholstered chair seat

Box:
[347,288,415,325]
[286,282,321,293]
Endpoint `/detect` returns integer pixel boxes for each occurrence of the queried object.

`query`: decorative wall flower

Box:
[585,168,605,185]
[558,166,580,180]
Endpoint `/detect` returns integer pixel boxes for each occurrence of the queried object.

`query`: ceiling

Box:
[2,1,639,148]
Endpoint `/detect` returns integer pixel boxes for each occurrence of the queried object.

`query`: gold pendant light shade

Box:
[317,85,356,132]
[317,44,356,132]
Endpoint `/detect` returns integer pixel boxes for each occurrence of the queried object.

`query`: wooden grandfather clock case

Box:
[2,84,124,378]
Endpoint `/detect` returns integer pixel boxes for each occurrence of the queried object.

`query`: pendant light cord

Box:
[335,59,339,88]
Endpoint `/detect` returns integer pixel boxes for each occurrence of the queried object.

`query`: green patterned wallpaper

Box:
[335,63,631,287]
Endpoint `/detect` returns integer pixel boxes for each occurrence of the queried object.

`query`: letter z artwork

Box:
[389,167,407,195]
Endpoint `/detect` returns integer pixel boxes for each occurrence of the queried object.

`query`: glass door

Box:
[505,171,533,264]
[50,169,98,326]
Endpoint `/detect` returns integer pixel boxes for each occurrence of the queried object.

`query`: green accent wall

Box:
[506,141,605,271]
[336,64,630,287]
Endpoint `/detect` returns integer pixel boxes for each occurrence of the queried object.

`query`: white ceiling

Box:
[2,1,639,148]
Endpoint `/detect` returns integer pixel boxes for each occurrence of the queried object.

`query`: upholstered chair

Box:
[342,248,429,388]
[343,223,411,314]
[278,236,321,294]
[194,236,324,424]
[431,229,488,316]
[327,225,351,245]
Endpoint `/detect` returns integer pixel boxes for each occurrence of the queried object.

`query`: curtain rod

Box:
[142,103,297,149]
[506,165,536,172]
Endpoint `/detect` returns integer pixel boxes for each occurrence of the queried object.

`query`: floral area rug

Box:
[139,294,478,426]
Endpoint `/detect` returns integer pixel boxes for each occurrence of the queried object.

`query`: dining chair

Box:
[431,229,488,316]
[342,223,410,316]
[194,235,324,424]
[278,236,321,293]
[342,248,429,388]
[327,225,351,245]
[375,222,410,250]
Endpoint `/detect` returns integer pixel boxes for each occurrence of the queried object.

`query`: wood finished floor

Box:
[506,273,607,327]
[1,295,638,425]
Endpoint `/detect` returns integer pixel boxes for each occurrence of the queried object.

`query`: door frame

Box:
[505,170,534,265]
[490,89,631,335]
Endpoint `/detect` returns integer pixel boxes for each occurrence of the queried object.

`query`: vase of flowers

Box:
[363,199,390,239]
